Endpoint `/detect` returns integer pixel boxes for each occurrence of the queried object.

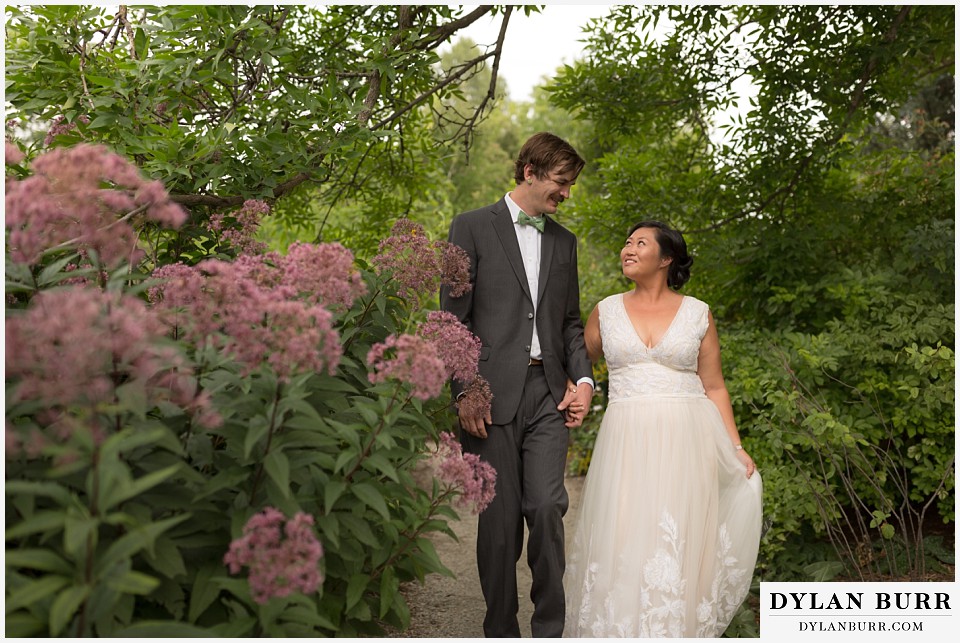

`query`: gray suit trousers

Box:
[461,364,570,638]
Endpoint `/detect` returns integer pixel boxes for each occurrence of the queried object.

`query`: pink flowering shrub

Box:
[6,139,25,165]
[456,375,495,420]
[417,310,482,384]
[367,334,448,400]
[372,219,472,304]
[5,142,488,637]
[43,114,90,147]
[224,508,324,604]
[150,255,347,380]
[205,199,270,255]
[432,432,497,514]
[5,287,219,451]
[5,143,187,266]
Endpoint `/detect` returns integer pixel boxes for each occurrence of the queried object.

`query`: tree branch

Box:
[689,6,914,234]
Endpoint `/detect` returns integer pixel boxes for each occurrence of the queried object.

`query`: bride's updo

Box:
[626,221,694,290]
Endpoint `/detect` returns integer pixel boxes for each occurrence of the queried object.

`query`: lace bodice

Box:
[598,293,709,400]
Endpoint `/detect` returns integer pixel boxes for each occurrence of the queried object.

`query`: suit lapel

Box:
[491,201,533,302]
[537,218,556,306]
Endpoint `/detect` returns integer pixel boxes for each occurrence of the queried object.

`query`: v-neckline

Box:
[619,293,687,351]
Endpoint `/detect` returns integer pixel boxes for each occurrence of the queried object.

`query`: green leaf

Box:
[85,75,115,87]
[281,604,337,630]
[324,480,347,513]
[100,426,169,459]
[208,616,258,637]
[340,514,378,548]
[263,449,290,498]
[379,565,397,618]
[63,511,99,558]
[114,380,148,420]
[36,254,80,287]
[361,452,399,482]
[87,113,117,129]
[4,480,73,505]
[6,510,67,541]
[49,584,90,636]
[134,27,148,59]
[804,560,845,582]
[188,566,221,623]
[411,537,453,577]
[351,482,390,521]
[5,574,70,612]
[96,514,190,577]
[243,417,271,459]
[355,401,380,427]
[345,573,369,611]
[112,621,215,636]
[142,536,187,579]
[107,570,161,595]
[4,548,72,574]
[3,612,46,637]
[194,467,249,501]
[101,463,181,512]
[311,376,358,393]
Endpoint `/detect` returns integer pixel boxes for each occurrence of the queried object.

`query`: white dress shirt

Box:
[505,193,544,359]
[504,193,594,392]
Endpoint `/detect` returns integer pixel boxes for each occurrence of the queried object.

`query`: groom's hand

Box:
[459,407,491,439]
[558,383,592,428]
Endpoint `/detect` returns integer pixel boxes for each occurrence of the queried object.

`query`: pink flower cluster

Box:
[149,243,366,380]
[224,507,324,605]
[205,199,270,255]
[43,114,90,147]
[366,334,447,400]
[432,432,497,514]
[5,286,220,452]
[417,311,481,384]
[457,376,494,420]
[371,219,472,304]
[5,144,187,265]
[281,241,368,310]
[5,139,24,165]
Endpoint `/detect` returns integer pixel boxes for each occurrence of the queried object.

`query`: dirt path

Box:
[392,474,584,638]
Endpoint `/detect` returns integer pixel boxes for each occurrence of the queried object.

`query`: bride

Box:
[564,221,763,638]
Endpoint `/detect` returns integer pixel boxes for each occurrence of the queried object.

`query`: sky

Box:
[455,4,617,102]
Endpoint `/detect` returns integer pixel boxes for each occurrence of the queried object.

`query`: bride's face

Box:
[621,228,670,280]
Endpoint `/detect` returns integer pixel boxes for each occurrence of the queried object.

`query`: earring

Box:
[526,179,532,185]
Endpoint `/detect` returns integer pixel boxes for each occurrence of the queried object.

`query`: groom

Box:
[440,132,594,637]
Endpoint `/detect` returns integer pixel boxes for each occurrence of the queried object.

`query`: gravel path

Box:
[391,474,585,638]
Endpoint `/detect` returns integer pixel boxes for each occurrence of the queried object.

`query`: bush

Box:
[5,142,493,636]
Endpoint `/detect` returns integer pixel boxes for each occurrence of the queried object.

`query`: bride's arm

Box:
[584,305,603,363]
[698,311,757,478]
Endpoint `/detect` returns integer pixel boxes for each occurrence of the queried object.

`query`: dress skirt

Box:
[564,394,763,638]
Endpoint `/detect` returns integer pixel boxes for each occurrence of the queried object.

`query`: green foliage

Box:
[5,152,477,636]
[4,5,501,231]
[548,4,955,582]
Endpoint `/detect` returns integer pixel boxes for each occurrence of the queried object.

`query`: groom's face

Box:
[524,164,579,215]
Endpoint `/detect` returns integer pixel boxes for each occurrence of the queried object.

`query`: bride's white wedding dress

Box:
[564,294,763,638]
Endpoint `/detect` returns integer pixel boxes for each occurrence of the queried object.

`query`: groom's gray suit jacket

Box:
[441,197,592,426]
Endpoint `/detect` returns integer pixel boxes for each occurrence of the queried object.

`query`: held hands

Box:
[459,379,592,437]
[558,381,592,428]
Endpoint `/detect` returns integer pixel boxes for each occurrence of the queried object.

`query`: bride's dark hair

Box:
[626,221,694,290]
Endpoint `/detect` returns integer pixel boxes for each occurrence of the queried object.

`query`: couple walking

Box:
[439,133,763,638]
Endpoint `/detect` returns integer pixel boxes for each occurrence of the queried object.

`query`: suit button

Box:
[524,345,531,351]
[527,312,534,319]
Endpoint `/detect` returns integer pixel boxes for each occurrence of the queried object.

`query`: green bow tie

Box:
[517,210,545,233]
